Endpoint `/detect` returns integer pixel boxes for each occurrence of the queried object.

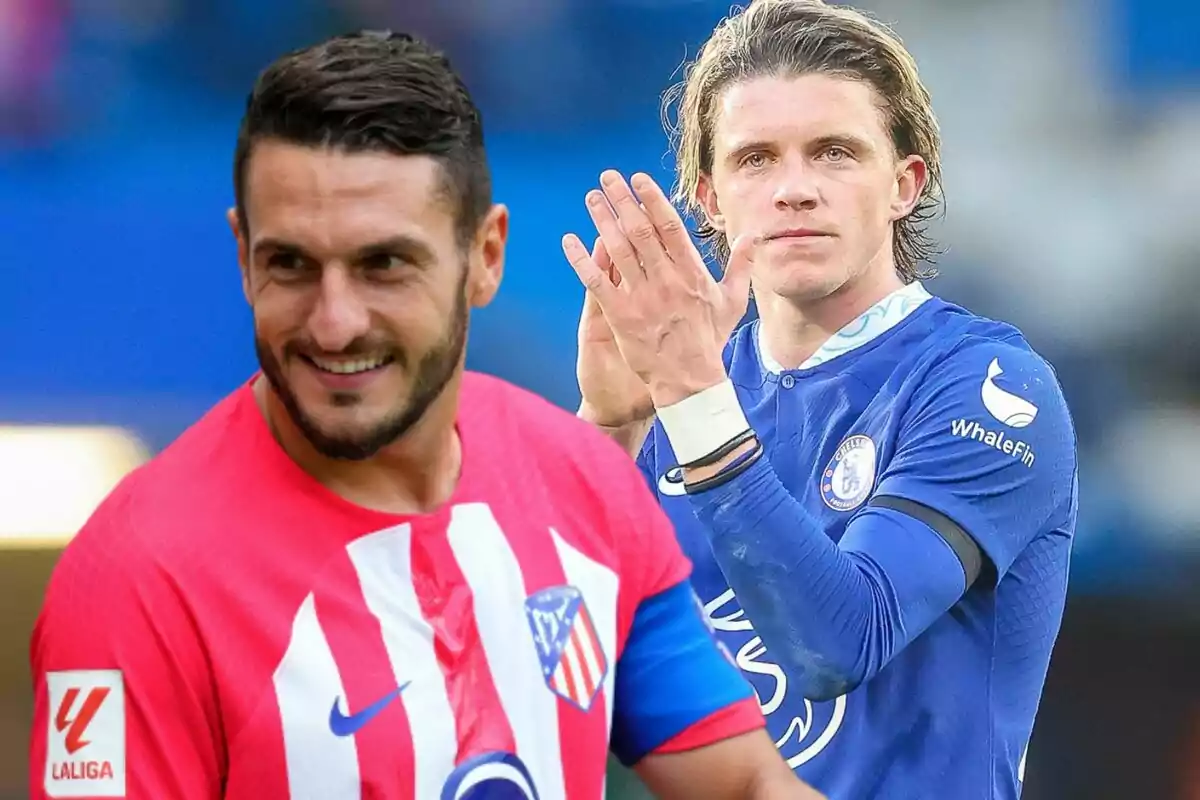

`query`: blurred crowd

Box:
[2,0,1200,592]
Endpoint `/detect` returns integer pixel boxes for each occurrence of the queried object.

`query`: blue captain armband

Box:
[609,580,754,765]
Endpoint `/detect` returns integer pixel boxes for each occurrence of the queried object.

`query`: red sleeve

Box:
[651,697,765,755]
[30,503,223,799]
[619,456,692,601]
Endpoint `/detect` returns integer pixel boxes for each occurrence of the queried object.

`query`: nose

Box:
[307,265,371,353]
[772,155,820,211]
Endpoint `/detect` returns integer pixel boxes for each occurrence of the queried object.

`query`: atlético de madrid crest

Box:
[523,586,608,712]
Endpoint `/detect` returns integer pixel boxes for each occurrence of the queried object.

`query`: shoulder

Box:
[41,462,179,633]
[915,299,1033,355]
[887,306,1078,491]
[881,303,1078,485]
[872,307,1078,571]
[55,386,257,578]
[914,308,1068,419]
[462,371,647,479]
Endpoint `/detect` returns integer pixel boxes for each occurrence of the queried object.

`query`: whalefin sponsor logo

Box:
[950,419,1035,468]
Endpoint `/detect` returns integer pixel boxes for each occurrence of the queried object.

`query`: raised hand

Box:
[563,170,755,410]
[575,236,655,428]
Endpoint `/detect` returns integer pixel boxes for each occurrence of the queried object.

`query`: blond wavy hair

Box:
[662,0,943,280]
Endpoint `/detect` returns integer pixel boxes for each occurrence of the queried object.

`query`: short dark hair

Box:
[233,31,491,246]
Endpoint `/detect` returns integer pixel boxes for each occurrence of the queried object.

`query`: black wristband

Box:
[679,428,758,469]
[684,441,765,494]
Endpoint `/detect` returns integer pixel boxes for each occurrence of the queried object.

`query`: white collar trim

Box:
[757,282,933,374]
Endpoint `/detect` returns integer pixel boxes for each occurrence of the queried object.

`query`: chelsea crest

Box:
[820,435,877,511]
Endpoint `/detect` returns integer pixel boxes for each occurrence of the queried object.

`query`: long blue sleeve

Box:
[685,453,970,700]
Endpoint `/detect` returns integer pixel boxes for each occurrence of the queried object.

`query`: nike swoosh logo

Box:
[328,681,411,737]
[658,467,687,497]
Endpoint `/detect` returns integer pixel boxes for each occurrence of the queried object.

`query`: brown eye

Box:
[267,252,303,271]
[362,253,402,272]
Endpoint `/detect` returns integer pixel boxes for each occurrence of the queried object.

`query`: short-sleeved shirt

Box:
[33,372,762,799]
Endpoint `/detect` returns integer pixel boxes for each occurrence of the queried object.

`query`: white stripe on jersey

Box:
[347,524,458,800]
[552,661,569,697]
[273,594,362,799]
[550,528,619,738]
[447,503,568,800]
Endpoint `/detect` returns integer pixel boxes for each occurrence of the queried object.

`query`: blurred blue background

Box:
[3,0,1200,797]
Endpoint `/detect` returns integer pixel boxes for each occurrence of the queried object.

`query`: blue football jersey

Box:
[637,282,1078,800]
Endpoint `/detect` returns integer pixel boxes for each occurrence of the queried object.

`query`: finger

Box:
[579,278,604,325]
[586,188,645,287]
[598,170,668,272]
[592,236,621,289]
[629,172,703,279]
[721,233,758,311]
[580,238,616,324]
[563,232,621,310]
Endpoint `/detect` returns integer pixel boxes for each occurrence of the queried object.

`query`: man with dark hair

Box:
[30,31,820,799]
[570,1,1078,798]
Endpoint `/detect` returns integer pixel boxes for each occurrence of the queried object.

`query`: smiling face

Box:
[696,73,926,303]
[231,140,504,460]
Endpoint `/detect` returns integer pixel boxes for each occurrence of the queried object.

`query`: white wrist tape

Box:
[655,379,751,465]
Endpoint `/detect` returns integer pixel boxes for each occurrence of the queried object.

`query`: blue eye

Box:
[740,151,770,169]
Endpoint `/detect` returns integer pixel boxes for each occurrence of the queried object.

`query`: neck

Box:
[255,373,464,516]
[756,261,904,371]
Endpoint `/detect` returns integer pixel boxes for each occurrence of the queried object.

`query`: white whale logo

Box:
[981,358,1038,428]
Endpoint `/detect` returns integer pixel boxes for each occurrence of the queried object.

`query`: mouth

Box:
[767,229,832,240]
[302,353,395,376]
[304,352,393,371]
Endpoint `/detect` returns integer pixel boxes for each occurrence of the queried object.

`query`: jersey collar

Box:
[756,281,933,374]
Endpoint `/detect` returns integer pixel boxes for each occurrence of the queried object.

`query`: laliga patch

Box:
[524,585,608,712]
[45,670,125,797]
[820,434,877,511]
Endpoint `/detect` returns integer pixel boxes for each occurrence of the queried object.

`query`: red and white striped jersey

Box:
[31,373,759,799]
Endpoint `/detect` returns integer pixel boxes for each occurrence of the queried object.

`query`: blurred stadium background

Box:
[2,0,1199,797]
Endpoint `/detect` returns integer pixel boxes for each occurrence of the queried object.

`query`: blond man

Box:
[566,2,1078,797]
